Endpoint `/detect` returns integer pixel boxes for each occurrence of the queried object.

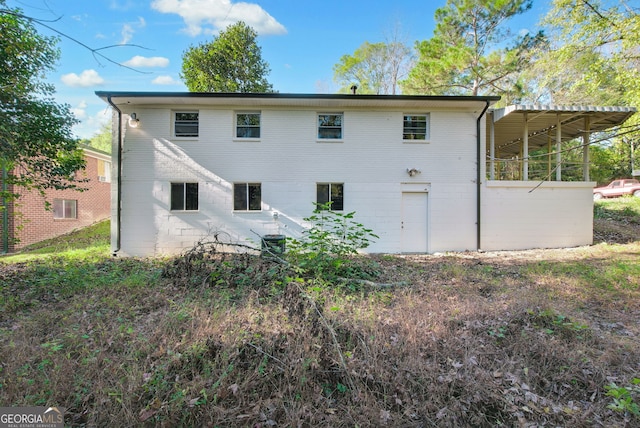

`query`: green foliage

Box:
[540,0,639,105]
[605,379,640,417]
[333,40,412,95]
[181,21,274,93]
[532,0,640,180]
[528,308,589,338]
[401,0,543,100]
[594,197,640,223]
[0,3,84,204]
[286,203,379,280]
[487,326,507,339]
[83,122,112,154]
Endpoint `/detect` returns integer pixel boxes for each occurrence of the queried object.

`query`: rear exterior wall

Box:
[114,105,481,256]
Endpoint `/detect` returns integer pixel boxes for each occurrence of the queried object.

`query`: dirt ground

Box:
[427,217,640,263]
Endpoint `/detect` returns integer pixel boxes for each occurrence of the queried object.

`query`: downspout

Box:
[106,96,123,255]
[476,101,491,252]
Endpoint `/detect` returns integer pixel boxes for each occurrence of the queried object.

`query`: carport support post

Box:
[547,136,552,180]
[522,112,529,181]
[489,112,495,180]
[556,114,562,181]
[583,117,590,181]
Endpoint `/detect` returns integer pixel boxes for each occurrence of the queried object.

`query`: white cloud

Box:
[151,0,287,36]
[122,55,170,68]
[71,106,87,120]
[61,69,105,87]
[121,17,146,44]
[152,75,181,85]
[70,101,89,121]
[121,23,134,44]
[110,0,135,11]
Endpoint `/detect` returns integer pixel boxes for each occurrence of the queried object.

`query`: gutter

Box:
[476,101,491,252]
[106,96,123,256]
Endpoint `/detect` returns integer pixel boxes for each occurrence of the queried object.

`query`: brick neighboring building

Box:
[1,146,111,253]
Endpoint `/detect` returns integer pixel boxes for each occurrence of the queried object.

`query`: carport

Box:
[481,104,636,251]
[487,105,636,181]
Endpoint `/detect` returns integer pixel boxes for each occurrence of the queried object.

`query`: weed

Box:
[488,326,507,339]
[605,378,640,417]
[286,202,380,281]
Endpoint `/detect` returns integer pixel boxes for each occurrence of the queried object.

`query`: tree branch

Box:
[0,9,152,74]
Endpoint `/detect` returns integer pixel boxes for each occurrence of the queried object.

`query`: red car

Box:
[593,179,640,200]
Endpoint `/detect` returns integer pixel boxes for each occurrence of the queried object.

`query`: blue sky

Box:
[7,0,546,139]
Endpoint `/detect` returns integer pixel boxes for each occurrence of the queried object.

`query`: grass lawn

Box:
[0,201,639,426]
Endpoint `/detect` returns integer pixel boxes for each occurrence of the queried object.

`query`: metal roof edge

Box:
[95,91,501,103]
[492,104,637,121]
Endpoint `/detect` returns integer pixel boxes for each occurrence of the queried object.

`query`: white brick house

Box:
[96,92,635,257]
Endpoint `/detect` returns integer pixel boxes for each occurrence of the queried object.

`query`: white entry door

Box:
[401,192,428,253]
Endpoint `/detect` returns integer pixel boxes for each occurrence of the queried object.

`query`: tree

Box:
[401,0,544,103]
[536,0,640,181]
[0,2,84,204]
[333,27,413,95]
[181,21,274,93]
[527,0,637,106]
[84,122,112,154]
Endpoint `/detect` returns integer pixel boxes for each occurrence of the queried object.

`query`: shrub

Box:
[286,203,379,280]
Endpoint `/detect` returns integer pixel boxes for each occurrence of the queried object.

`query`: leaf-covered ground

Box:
[0,199,639,426]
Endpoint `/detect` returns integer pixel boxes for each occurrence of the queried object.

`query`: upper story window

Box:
[97,159,111,183]
[174,112,199,138]
[318,113,343,140]
[236,112,261,139]
[317,183,344,211]
[234,183,262,211]
[53,199,77,219]
[403,114,430,141]
[170,182,199,211]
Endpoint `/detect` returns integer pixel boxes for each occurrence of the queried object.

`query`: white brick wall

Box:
[113,104,482,256]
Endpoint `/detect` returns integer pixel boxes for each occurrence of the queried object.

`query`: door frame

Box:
[400,183,430,253]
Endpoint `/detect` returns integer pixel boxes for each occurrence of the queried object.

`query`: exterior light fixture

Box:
[128,112,140,128]
[407,168,421,177]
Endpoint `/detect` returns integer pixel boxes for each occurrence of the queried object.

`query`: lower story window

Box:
[234,183,261,211]
[317,183,344,210]
[53,199,77,219]
[171,182,199,211]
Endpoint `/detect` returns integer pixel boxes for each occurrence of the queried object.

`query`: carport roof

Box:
[490,104,636,156]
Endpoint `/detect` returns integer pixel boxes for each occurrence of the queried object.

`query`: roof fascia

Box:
[95,91,500,103]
